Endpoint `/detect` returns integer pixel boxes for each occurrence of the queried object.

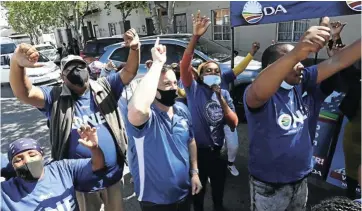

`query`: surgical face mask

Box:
[14,159,44,181]
[280,81,294,90]
[156,89,178,107]
[203,75,221,87]
[66,66,89,87]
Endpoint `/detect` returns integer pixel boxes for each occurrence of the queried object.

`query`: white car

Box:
[34,44,58,62]
[1,53,62,86]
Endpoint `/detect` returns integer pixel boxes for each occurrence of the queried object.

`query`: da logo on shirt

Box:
[204,100,223,126]
[278,114,292,130]
[277,110,307,131]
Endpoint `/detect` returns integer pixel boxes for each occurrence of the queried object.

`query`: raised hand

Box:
[250,42,260,56]
[151,37,167,64]
[105,60,117,70]
[192,10,211,36]
[330,21,347,39]
[77,125,98,150]
[11,43,44,68]
[123,28,140,50]
[211,84,221,97]
[292,25,330,61]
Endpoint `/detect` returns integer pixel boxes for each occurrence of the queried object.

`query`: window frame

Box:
[276,19,310,43]
[173,13,187,34]
[211,8,231,41]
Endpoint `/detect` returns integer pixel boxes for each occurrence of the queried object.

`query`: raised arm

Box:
[180,10,211,88]
[119,28,140,85]
[77,125,105,171]
[9,43,46,109]
[232,42,260,77]
[317,20,360,84]
[246,26,330,109]
[128,39,167,126]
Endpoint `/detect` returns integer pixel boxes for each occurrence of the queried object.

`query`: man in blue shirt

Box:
[9,29,141,211]
[126,39,202,211]
[244,17,361,211]
[2,126,105,211]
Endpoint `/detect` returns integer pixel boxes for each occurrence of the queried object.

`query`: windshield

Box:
[36,46,54,51]
[1,43,17,54]
[171,36,232,62]
[195,37,232,62]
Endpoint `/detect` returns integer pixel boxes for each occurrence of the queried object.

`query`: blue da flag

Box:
[230,1,361,27]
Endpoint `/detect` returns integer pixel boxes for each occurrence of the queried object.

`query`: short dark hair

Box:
[311,196,361,211]
[261,43,293,69]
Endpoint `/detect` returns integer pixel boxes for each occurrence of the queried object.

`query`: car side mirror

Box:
[191,58,203,67]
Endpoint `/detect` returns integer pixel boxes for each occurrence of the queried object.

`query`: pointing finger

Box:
[154,37,160,47]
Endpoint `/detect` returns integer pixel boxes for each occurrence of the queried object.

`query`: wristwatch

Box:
[190,169,199,175]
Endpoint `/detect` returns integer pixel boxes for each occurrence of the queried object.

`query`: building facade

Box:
[59,1,361,60]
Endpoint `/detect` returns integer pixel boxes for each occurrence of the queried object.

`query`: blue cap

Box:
[8,138,43,161]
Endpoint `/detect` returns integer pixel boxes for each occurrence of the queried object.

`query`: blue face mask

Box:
[203,75,221,87]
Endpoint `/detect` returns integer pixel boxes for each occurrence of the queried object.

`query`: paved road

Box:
[1,85,345,211]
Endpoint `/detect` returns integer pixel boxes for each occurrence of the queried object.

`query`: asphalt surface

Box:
[1,85,346,211]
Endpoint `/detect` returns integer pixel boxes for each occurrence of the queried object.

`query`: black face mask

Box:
[66,66,89,87]
[15,159,44,181]
[156,89,178,107]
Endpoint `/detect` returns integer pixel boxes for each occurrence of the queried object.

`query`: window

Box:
[277,20,310,42]
[140,45,153,64]
[108,23,117,36]
[212,9,230,41]
[1,43,16,54]
[174,14,187,33]
[109,48,129,62]
[164,44,186,64]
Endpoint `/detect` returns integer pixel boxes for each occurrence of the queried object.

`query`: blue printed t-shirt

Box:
[185,80,235,148]
[303,73,338,140]
[39,74,124,192]
[125,101,193,204]
[1,159,93,211]
[243,65,318,183]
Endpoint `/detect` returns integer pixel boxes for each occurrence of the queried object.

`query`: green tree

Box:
[104,1,148,33]
[2,1,62,44]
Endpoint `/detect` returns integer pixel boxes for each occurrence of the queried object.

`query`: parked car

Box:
[98,36,261,122]
[1,52,62,86]
[81,37,124,64]
[34,44,60,63]
[99,36,261,84]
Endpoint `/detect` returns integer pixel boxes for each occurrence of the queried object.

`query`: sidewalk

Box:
[120,124,346,211]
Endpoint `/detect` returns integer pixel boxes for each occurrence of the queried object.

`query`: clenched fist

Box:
[292,25,330,61]
[250,42,260,56]
[11,43,44,68]
[123,28,140,50]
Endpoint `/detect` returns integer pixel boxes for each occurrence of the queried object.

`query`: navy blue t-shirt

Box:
[1,159,94,211]
[244,65,318,183]
[124,102,194,204]
[185,80,235,148]
[39,74,124,191]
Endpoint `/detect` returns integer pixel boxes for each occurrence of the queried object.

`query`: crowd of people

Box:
[1,10,361,211]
